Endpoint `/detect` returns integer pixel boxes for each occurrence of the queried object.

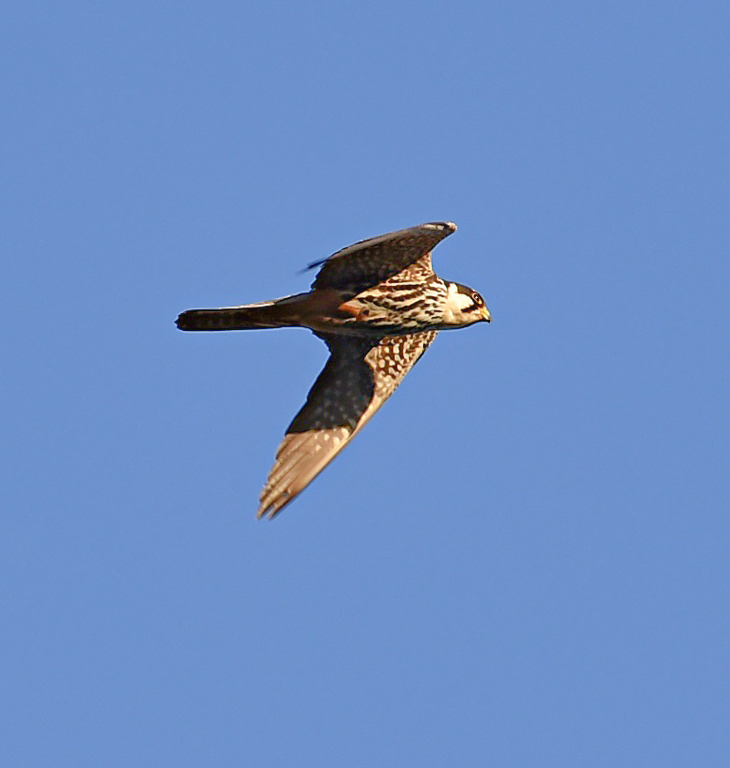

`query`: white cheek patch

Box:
[454,292,474,312]
[443,283,475,324]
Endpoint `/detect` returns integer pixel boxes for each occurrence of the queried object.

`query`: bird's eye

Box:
[472,293,483,306]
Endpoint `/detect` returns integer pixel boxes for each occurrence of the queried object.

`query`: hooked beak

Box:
[481,305,492,323]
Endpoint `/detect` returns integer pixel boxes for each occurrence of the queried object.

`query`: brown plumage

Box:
[176,222,491,518]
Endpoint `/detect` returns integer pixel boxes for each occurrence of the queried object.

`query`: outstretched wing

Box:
[308,221,456,296]
[258,330,438,518]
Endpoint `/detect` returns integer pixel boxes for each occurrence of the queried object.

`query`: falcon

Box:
[176,221,491,518]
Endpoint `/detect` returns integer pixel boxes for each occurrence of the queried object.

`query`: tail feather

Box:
[176,295,306,331]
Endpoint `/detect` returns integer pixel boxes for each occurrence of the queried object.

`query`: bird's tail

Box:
[176,294,309,331]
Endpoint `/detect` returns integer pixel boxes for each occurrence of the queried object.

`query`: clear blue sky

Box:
[3,1,729,765]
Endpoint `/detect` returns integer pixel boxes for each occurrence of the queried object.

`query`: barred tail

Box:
[176,294,307,332]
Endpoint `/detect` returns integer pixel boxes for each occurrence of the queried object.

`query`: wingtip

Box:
[256,490,292,520]
[423,221,457,233]
[256,497,274,519]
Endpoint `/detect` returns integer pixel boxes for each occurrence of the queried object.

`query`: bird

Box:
[176,221,491,518]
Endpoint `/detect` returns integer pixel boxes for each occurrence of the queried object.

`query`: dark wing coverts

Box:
[309,221,456,295]
[258,330,438,518]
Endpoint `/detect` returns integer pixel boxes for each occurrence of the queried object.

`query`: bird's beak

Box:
[481,305,492,323]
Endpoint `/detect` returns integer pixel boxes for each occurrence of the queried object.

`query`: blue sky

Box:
[2,1,729,765]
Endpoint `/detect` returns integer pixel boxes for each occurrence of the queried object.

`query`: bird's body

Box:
[176,221,491,518]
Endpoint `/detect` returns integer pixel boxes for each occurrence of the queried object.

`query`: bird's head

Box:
[441,281,492,327]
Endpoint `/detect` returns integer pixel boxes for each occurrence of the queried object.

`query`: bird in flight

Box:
[176,221,491,518]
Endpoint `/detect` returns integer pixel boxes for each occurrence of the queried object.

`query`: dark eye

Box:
[472,293,483,306]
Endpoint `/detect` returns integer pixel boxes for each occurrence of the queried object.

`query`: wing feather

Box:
[258,331,438,518]
[309,222,455,295]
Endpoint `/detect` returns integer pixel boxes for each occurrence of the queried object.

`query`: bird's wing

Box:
[308,222,456,295]
[258,330,438,518]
